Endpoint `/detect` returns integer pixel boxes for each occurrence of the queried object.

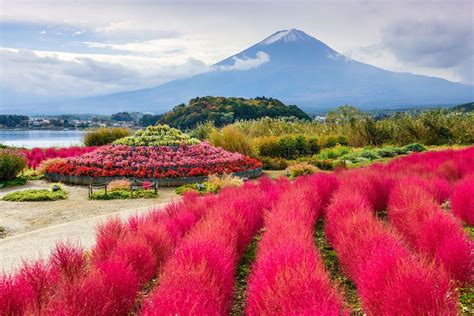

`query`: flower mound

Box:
[113,125,200,146]
[46,142,261,179]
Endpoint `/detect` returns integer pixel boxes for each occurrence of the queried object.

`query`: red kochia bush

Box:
[0,260,59,315]
[48,258,139,315]
[388,178,473,284]
[21,146,97,169]
[326,188,458,315]
[451,176,474,225]
[141,179,282,315]
[246,175,345,315]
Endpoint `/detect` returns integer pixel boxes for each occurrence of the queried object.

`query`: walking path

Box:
[0,202,168,274]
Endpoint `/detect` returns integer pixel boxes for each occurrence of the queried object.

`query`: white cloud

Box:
[217,51,270,71]
[0,48,212,102]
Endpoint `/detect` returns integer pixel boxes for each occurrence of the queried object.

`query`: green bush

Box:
[89,189,158,200]
[0,149,27,181]
[0,176,28,188]
[320,136,338,148]
[175,182,219,196]
[376,147,399,158]
[259,157,289,170]
[318,146,351,160]
[359,149,381,160]
[189,122,215,140]
[312,159,334,170]
[2,184,67,202]
[256,135,319,160]
[83,128,130,146]
[402,143,426,152]
[286,162,319,178]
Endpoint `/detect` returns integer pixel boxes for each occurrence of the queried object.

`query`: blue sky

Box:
[1,0,473,105]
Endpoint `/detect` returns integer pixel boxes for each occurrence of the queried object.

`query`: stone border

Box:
[45,167,262,187]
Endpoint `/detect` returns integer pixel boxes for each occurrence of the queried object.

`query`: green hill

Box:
[157,96,311,129]
[451,102,474,112]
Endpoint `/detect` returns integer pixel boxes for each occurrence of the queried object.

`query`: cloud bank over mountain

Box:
[0,0,472,111]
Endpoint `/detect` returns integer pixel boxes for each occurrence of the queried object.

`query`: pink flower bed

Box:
[46,142,262,178]
[21,147,97,169]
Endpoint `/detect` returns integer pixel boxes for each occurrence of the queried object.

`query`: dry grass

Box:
[208,174,244,189]
[286,162,319,178]
[108,179,131,191]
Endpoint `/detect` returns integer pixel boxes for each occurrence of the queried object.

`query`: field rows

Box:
[1,147,473,315]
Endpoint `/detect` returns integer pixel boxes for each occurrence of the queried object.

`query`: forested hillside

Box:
[157,96,310,129]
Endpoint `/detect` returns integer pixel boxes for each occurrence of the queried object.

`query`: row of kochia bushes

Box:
[1,146,473,314]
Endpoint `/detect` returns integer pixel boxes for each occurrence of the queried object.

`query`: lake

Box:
[0,130,85,148]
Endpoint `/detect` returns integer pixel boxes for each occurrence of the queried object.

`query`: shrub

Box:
[376,146,405,158]
[403,143,426,152]
[359,149,381,160]
[113,125,199,146]
[318,145,351,160]
[2,185,67,202]
[259,157,289,170]
[388,178,473,284]
[312,159,334,170]
[451,177,474,226]
[286,162,319,178]
[21,147,97,169]
[89,189,157,200]
[325,191,458,315]
[256,135,319,160]
[0,149,27,180]
[0,176,28,188]
[189,122,215,140]
[319,135,338,148]
[107,179,131,192]
[246,175,344,315]
[175,182,219,196]
[209,125,254,156]
[83,128,130,146]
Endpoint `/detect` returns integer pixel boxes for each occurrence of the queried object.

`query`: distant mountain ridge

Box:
[5,29,473,114]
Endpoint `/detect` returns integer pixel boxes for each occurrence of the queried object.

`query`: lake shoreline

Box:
[0,130,86,149]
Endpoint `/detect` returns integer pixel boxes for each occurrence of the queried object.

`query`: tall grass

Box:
[83,127,130,146]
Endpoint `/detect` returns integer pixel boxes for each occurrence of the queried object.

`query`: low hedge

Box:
[89,189,158,200]
[0,176,28,188]
[256,135,319,160]
[2,184,67,202]
[175,182,219,196]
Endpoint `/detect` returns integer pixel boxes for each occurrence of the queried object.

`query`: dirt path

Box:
[0,202,169,274]
[0,180,179,238]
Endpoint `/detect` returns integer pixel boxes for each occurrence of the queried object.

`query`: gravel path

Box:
[0,180,179,237]
[0,202,169,274]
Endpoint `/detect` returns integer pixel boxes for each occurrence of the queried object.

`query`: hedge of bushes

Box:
[2,184,67,202]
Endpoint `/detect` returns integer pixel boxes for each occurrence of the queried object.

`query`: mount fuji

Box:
[15,29,474,114]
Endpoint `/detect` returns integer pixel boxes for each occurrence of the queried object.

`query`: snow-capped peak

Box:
[259,29,311,45]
